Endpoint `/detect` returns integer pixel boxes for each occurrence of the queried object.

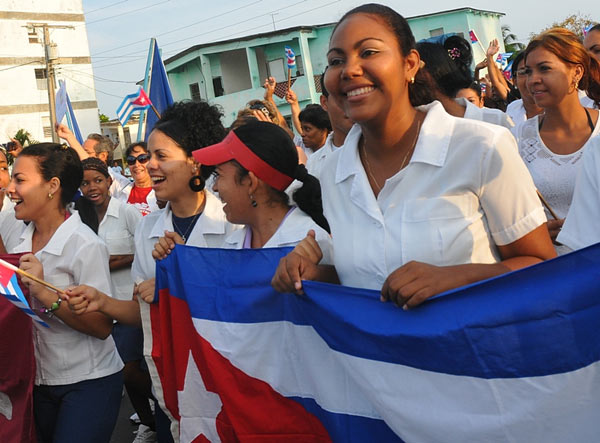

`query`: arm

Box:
[485,39,510,101]
[474,58,487,82]
[65,284,142,327]
[20,254,113,339]
[263,77,291,133]
[55,123,89,160]
[109,254,134,270]
[286,89,303,135]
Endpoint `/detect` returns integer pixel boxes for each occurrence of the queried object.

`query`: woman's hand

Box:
[19,253,45,298]
[546,219,565,242]
[271,231,323,294]
[381,261,468,309]
[263,76,276,99]
[64,285,107,315]
[285,89,299,106]
[135,278,156,304]
[152,231,184,260]
[486,39,500,58]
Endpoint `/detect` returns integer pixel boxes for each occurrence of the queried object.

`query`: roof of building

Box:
[164,6,504,65]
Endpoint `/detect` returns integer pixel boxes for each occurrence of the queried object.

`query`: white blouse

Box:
[11,212,124,385]
[222,207,333,264]
[313,101,546,290]
[98,197,141,301]
[131,190,239,281]
[457,97,515,130]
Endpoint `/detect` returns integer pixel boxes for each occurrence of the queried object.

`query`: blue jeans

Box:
[34,371,123,443]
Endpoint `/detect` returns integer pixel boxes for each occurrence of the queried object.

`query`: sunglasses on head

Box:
[126,153,150,165]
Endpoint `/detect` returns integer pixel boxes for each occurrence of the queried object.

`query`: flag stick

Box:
[536,190,559,220]
[150,104,161,120]
[0,258,64,295]
[287,67,292,92]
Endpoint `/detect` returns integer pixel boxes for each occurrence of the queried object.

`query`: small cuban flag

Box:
[469,30,479,44]
[116,87,152,127]
[496,52,513,70]
[0,258,48,327]
[284,46,296,69]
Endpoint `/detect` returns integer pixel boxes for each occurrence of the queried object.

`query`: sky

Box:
[82,0,599,118]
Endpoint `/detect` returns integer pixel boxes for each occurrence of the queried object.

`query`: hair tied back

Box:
[448,47,461,60]
[294,163,309,182]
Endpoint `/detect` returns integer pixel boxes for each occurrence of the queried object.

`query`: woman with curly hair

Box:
[516,28,600,252]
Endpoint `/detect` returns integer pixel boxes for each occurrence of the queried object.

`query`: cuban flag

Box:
[116,87,152,127]
[468,29,479,44]
[142,244,600,442]
[496,52,513,70]
[0,257,47,327]
[284,45,296,69]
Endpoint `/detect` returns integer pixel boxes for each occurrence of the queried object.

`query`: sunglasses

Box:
[126,153,150,166]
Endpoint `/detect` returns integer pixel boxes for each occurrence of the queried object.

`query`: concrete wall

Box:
[0,0,100,142]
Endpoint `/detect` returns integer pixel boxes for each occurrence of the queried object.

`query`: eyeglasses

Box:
[126,153,150,166]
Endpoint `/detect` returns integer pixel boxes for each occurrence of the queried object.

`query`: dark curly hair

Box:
[19,143,82,208]
[125,141,147,158]
[153,100,226,180]
[299,104,332,132]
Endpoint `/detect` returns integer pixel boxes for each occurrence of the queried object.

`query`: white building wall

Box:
[0,0,100,143]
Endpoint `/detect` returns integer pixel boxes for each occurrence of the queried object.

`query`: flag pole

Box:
[536,189,559,220]
[150,103,161,120]
[137,38,156,142]
[0,258,64,295]
[287,68,292,92]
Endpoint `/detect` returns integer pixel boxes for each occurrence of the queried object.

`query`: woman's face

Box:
[515,59,536,105]
[456,88,483,107]
[212,161,251,225]
[325,13,418,124]
[300,122,328,150]
[128,145,151,185]
[525,47,581,108]
[146,129,197,203]
[7,156,55,221]
[80,169,111,208]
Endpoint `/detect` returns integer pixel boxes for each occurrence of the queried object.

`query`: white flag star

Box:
[177,351,223,442]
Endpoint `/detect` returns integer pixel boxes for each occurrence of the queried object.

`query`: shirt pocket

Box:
[105,232,135,255]
[400,194,479,266]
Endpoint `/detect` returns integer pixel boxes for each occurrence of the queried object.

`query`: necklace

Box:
[171,192,205,242]
[360,117,422,193]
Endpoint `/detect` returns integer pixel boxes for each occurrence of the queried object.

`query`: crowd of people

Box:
[1,3,599,442]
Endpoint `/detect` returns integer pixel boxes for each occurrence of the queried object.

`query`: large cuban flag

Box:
[142,244,600,442]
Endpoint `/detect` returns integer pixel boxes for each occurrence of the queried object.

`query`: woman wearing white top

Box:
[414,36,514,130]
[8,143,123,442]
[516,28,600,251]
[506,52,544,127]
[272,4,555,308]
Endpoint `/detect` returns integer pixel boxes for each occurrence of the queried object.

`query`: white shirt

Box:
[314,101,546,290]
[11,212,123,385]
[557,137,600,250]
[306,132,340,178]
[222,207,333,264]
[112,181,159,216]
[516,115,600,220]
[579,89,598,109]
[457,97,515,130]
[132,190,239,281]
[108,168,132,198]
[98,197,142,301]
[0,206,25,252]
[506,99,527,125]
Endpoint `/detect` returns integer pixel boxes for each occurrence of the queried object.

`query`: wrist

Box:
[40,294,62,317]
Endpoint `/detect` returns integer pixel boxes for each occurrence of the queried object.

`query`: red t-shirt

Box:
[127,186,153,216]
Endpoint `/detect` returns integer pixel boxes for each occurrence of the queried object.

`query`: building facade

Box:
[164,7,505,128]
[0,0,100,143]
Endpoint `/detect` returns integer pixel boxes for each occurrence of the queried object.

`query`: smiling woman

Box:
[272,3,556,308]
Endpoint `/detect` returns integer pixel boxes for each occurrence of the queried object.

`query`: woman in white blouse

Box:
[8,143,123,442]
[516,28,600,252]
[272,4,555,308]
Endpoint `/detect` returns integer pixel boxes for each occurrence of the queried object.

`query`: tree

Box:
[99,113,110,123]
[502,25,525,52]
[535,13,595,39]
[13,129,36,146]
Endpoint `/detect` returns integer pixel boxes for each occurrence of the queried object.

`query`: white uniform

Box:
[579,90,598,109]
[222,207,333,264]
[457,97,515,130]
[113,182,159,216]
[0,206,25,252]
[108,168,131,198]
[557,137,600,251]
[132,190,239,281]
[306,132,339,178]
[11,212,123,385]
[98,197,141,301]
[506,99,527,126]
[314,101,546,290]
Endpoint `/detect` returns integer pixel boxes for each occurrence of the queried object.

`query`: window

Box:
[43,126,52,138]
[34,68,47,90]
[189,83,201,101]
[212,77,224,97]
[295,55,304,77]
[267,58,285,82]
[429,27,444,37]
[28,28,39,44]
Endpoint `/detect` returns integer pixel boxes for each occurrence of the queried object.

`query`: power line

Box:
[60,73,126,98]
[91,0,264,56]
[84,0,171,26]
[0,60,42,72]
[85,0,130,15]
[56,66,139,83]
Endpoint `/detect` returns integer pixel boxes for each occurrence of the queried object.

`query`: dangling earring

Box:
[410,77,415,84]
[188,175,205,192]
[48,193,53,200]
[250,194,257,208]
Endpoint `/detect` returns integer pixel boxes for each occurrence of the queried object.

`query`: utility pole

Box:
[26,23,74,143]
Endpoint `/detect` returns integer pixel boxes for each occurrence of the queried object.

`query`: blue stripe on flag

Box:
[157,243,600,379]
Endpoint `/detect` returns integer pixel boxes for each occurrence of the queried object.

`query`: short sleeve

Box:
[557,142,600,250]
[479,129,547,246]
[74,236,113,297]
[131,215,154,282]
[123,203,143,237]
